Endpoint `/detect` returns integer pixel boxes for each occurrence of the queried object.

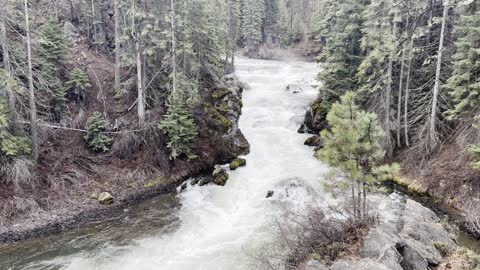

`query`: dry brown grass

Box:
[252,206,373,270]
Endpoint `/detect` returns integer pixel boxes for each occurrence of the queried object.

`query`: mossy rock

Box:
[216,104,230,114]
[230,158,246,170]
[213,172,229,186]
[212,167,229,186]
[211,111,232,129]
[211,88,232,100]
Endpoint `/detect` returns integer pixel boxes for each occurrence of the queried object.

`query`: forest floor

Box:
[392,141,480,212]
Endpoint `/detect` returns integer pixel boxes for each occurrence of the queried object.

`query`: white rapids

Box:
[45,57,329,270]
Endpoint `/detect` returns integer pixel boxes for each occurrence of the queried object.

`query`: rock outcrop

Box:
[299,97,329,134]
[302,193,458,270]
[196,73,250,164]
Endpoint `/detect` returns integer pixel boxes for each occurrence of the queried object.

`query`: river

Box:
[0,58,329,270]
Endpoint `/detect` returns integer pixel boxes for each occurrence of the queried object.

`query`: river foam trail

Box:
[27,58,328,270]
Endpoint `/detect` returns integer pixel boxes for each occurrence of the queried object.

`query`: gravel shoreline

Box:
[0,183,177,244]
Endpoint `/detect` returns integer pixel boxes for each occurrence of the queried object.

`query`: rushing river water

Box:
[0,58,330,270]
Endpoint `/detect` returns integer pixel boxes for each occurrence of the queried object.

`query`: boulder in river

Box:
[304,136,324,149]
[230,158,247,170]
[97,192,114,205]
[286,83,305,94]
[213,167,229,186]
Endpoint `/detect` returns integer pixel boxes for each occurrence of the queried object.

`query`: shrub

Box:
[84,112,113,152]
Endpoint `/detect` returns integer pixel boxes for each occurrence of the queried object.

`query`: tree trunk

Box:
[396,15,409,147]
[136,44,145,125]
[384,19,397,157]
[114,0,121,93]
[0,5,17,123]
[351,181,357,219]
[404,40,413,147]
[429,4,448,145]
[133,0,145,125]
[24,0,39,161]
[171,0,177,95]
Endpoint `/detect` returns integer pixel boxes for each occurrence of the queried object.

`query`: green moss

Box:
[143,178,166,188]
[211,88,232,100]
[310,253,322,261]
[434,242,449,257]
[407,184,427,196]
[213,173,229,186]
[230,158,247,170]
[213,112,232,129]
[216,104,229,114]
[128,182,140,188]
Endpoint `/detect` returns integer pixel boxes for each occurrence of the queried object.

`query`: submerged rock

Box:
[230,158,247,170]
[97,192,113,205]
[180,182,188,191]
[286,83,305,94]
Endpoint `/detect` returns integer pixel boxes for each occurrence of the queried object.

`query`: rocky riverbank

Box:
[301,193,460,270]
[0,73,250,243]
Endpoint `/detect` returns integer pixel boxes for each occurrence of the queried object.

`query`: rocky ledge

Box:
[302,193,458,270]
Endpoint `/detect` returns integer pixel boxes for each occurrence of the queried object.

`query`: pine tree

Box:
[84,112,113,153]
[447,6,480,119]
[39,19,68,121]
[65,68,91,101]
[314,0,365,123]
[159,93,198,160]
[358,0,401,156]
[240,0,266,52]
[317,92,398,219]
